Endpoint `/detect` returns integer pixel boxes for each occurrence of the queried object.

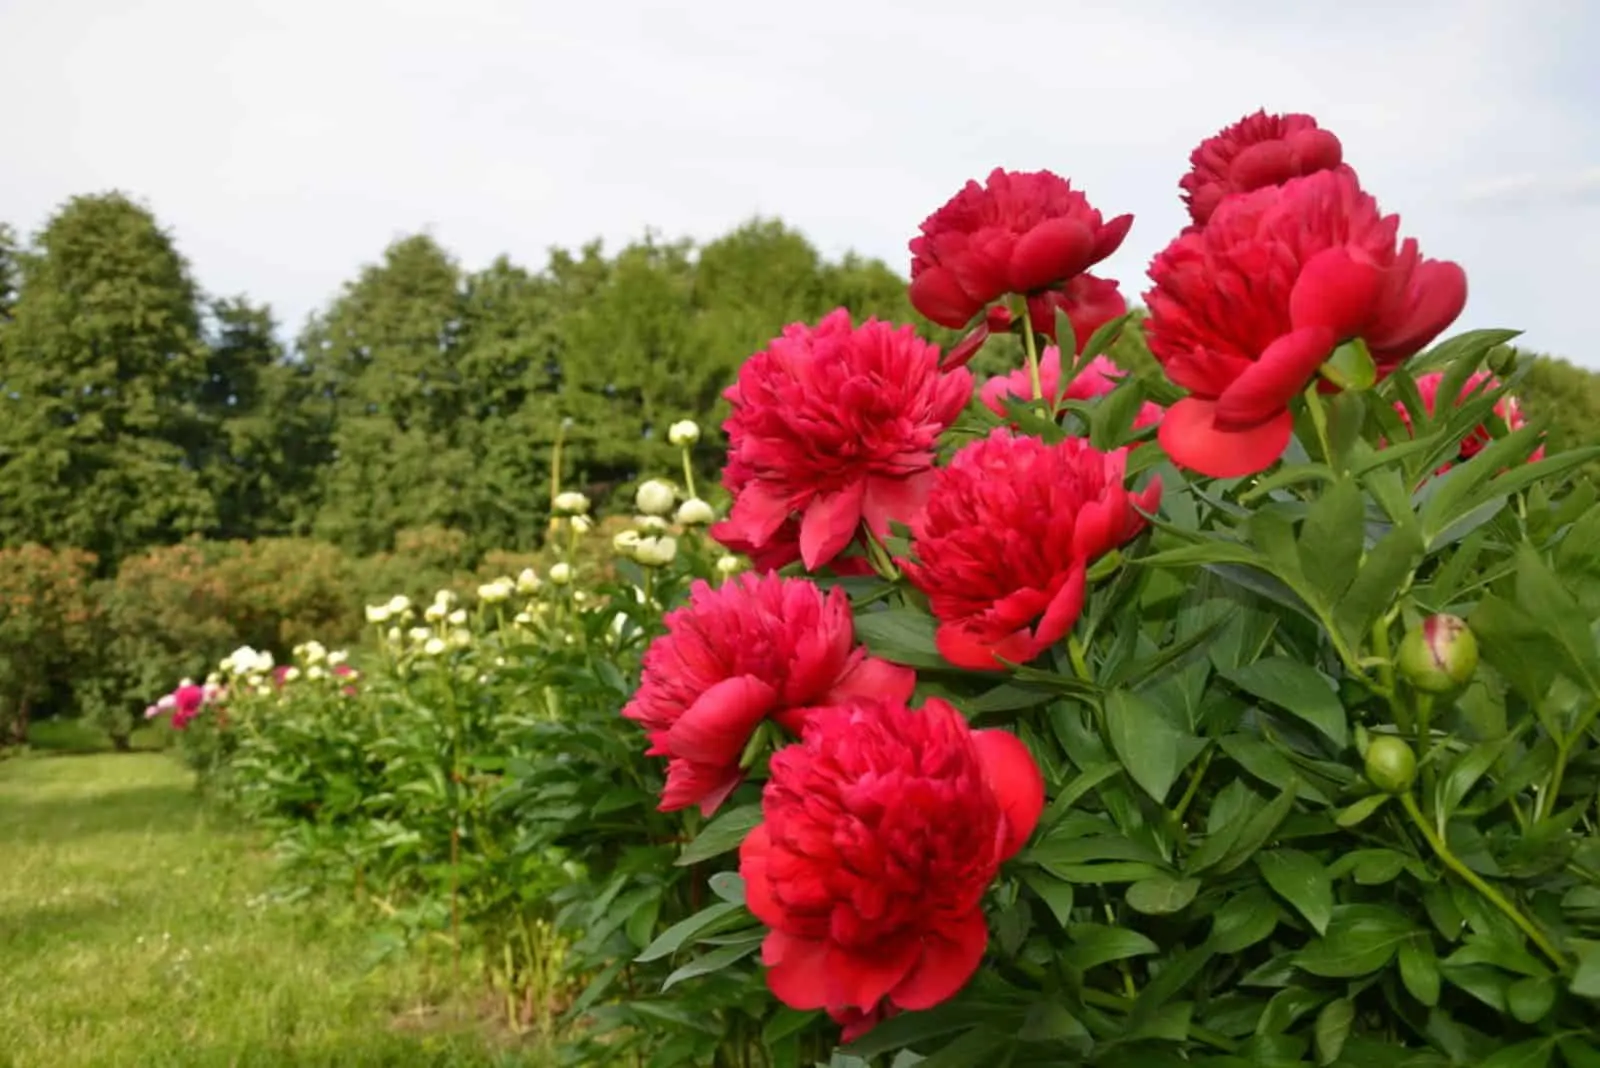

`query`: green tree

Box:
[0,222,19,321]
[0,194,215,565]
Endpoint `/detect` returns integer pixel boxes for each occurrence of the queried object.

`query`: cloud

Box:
[1459,168,1600,210]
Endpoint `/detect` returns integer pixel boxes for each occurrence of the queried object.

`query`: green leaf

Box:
[1571,939,1600,1000]
[1062,922,1160,972]
[1436,737,1512,821]
[1313,997,1355,1065]
[1335,793,1390,828]
[1126,875,1201,916]
[1398,940,1441,1006]
[1104,688,1205,804]
[1295,905,1415,977]
[1335,524,1426,649]
[762,1008,821,1046]
[1224,657,1349,749]
[1022,870,1075,927]
[852,607,948,670]
[1209,888,1280,953]
[1297,477,1365,605]
[1256,849,1334,935]
[1478,1038,1555,1068]
[676,803,762,866]
[1508,975,1557,1024]
[635,901,745,963]
[660,934,763,990]
[708,871,745,905]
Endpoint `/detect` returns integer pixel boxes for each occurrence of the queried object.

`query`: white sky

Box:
[2,0,1597,365]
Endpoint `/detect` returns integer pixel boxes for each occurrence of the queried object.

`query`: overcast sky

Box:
[2,0,1596,366]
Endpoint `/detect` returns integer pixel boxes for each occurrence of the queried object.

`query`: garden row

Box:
[161,110,1599,1067]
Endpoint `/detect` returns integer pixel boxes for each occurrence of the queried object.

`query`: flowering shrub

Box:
[178,112,1600,1067]
[0,544,99,746]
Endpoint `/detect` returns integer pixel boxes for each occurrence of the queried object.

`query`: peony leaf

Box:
[660,933,763,991]
[1125,875,1200,916]
[1313,997,1356,1065]
[1296,476,1364,606]
[1223,657,1348,750]
[1256,849,1334,935]
[675,803,762,867]
[1061,922,1159,973]
[1103,689,1205,804]
[634,900,745,963]
[851,607,948,671]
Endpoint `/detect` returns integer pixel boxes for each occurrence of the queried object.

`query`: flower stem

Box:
[1399,791,1568,971]
[1016,296,1044,403]
[1370,615,1413,734]
[1172,744,1214,824]
[680,448,697,501]
[863,528,901,582]
[1542,699,1599,822]
[1303,383,1337,469]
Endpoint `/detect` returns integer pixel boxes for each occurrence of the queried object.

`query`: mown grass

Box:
[0,752,547,1068]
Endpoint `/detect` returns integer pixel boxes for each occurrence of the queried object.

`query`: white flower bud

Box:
[433,588,457,607]
[423,637,447,657]
[327,651,348,666]
[307,665,328,680]
[448,608,468,626]
[387,595,412,615]
[675,498,715,526]
[365,604,391,624]
[549,562,574,586]
[635,514,669,533]
[573,590,590,604]
[513,611,532,626]
[635,479,677,517]
[408,626,433,643]
[668,420,700,447]
[634,535,678,568]
[571,514,593,534]
[478,578,514,604]
[716,554,744,576]
[515,568,541,594]
[385,627,402,644]
[613,529,641,555]
[449,628,472,649]
[424,603,447,623]
[553,491,591,516]
[282,667,302,683]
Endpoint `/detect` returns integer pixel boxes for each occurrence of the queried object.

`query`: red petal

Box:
[972,729,1045,858]
[764,932,830,1010]
[1090,214,1135,264]
[1214,326,1336,429]
[889,909,989,1011]
[1009,217,1094,293]
[1029,562,1087,656]
[1289,248,1382,339]
[827,655,917,707]
[799,482,867,571]
[909,266,983,329]
[826,940,921,1012]
[941,323,991,370]
[861,472,932,542]
[1368,259,1468,358]
[739,824,783,927]
[1290,128,1343,172]
[935,620,1035,672]
[664,674,778,765]
[1158,397,1294,479]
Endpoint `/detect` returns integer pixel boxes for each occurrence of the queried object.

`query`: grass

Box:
[21,717,166,754]
[0,751,547,1068]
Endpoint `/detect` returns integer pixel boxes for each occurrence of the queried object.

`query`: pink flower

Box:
[980,349,1164,432]
[622,573,916,815]
[910,169,1132,329]
[711,309,972,572]
[740,698,1043,1035]
[1180,110,1348,228]
[904,430,1160,671]
[1144,169,1467,478]
[1401,371,1544,469]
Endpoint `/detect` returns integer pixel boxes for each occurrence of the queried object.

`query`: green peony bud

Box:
[1364,736,1418,794]
[1397,614,1479,694]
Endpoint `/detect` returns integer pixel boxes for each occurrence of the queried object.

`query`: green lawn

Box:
[0,752,544,1068]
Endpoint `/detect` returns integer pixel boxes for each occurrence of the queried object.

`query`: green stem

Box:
[1016,295,1044,403]
[680,448,697,501]
[1303,383,1336,468]
[863,528,901,582]
[1172,744,1214,824]
[1543,699,1600,822]
[1370,616,1414,734]
[1067,634,1091,681]
[1400,792,1568,971]
[1415,692,1437,795]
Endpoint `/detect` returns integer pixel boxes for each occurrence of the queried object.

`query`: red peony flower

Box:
[904,429,1160,671]
[711,309,972,572]
[1180,110,1348,228]
[943,274,1128,373]
[1144,169,1467,478]
[1401,370,1543,468]
[740,697,1044,1033]
[981,349,1164,431]
[622,573,916,815]
[910,169,1132,330]
[171,683,205,729]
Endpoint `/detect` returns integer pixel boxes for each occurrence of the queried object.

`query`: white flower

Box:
[307,665,328,680]
[553,491,591,516]
[549,562,574,586]
[516,568,541,594]
[635,514,670,533]
[571,514,593,534]
[423,637,447,657]
[179,677,195,688]
[205,672,222,687]
[609,612,632,639]
[387,595,412,615]
[513,611,532,626]
[675,497,715,526]
[327,650,348,666]
[634,535,678,568]
[668,420,700,447]
[433,589,457,608]
[365,604,391,624]
[424,602,448,623]
[573,590,590,604]
[408,626,433,643]
[448,608,468,626]
[301,641,327,665]
[613,529,641,555]
[448,628,472,649]
[480,577,515,603]
[385,627,402,644]
[254,683,272,696]
[716,554,744,576]
[282,667,302,683]
[635,479,677,517]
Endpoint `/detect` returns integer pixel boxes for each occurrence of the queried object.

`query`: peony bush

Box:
[175,109,1600,1067]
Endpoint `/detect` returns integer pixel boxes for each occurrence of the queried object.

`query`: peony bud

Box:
[385,626,402,644]
[433,589,457,608]
[613,529,641,555]
[634,535,678,568]
[365,604,391,624]
[448,628,472,649]
[668,420,700,447]
[282,667,302,683]
[1397,614,1479,694]
[408,626,432,643]
[387,595,412,615]
[553,491,591,516]
[423,637,447,657]
[1364,736,1417,794]
[448,608,467,626]
[571,514,593,535]
[424,603,448,623]
[715,554,744,576]
[675,498,715,526]
[549,562,574,586]
[307,665,328,680]
[635,479,677,517]
[478,578,513,604]
[635,515,669,533]
[327,651,348,667]
[515,568,541,594]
